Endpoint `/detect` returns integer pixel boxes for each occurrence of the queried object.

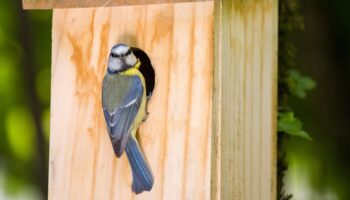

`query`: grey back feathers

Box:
[102,74,143,157]
[102,74,133,112]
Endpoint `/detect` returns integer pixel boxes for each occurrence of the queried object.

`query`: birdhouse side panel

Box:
[212,0,278,199]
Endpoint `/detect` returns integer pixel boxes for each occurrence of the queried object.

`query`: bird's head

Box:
[107,44,138,73]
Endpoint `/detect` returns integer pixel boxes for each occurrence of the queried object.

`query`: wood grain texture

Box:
[211,0,278,199]
[49,2,213,200]
[23,0,210,9]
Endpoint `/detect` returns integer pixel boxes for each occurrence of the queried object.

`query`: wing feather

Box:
[102,75,143,157]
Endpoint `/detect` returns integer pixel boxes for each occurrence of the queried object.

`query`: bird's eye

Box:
[110,53,118,58]
[125,49,132,56]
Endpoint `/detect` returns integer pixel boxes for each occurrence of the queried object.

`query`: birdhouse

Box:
[23,0,277,199]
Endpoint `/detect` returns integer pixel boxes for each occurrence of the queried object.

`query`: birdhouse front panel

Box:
[49,1,214,199]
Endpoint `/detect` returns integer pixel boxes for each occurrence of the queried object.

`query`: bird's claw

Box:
[143,112,150,122]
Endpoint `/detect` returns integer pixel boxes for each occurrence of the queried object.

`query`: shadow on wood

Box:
[131,47,156,97]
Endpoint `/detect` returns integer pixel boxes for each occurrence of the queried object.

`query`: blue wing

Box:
[102,76,143,157]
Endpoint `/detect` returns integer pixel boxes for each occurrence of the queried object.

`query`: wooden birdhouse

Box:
[23,0,277,199]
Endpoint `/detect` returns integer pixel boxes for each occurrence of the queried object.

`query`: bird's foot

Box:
[142,112,150,122]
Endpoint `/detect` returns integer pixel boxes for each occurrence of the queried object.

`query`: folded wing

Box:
[102,75,143,157]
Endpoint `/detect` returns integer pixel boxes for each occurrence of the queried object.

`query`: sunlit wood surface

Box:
[49,2,213,200]
[211,0,278,199]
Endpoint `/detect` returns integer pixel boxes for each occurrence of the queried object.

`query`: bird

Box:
[101,44,154,194]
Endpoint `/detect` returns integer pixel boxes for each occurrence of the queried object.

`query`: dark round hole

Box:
[131,47,155,98]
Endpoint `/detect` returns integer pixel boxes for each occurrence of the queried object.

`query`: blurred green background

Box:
[284,0,350,200]
[0,1,51,199]
[0,0,349,200]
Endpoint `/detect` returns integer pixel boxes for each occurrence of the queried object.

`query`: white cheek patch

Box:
[125,54,137,67]
[108,58,123,72]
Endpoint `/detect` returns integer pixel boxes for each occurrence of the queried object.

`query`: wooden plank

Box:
[49,2,213,200]
[23,0,210,9]
[211,0,278,199]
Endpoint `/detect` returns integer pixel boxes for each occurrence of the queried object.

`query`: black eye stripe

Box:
[110,49,131,58]
[125,49,132,56]
[110,53,119,58]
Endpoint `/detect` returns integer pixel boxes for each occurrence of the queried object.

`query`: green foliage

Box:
[278,112,312,140]
[278,0,314,199]
[278,0,314,140]
[286,70,316,99]
[279,0,304,32]
[277,69,315,140]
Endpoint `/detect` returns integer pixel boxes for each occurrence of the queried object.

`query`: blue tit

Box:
[102,44,154,194]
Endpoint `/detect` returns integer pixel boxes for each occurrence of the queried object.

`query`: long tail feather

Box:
[125,136,154,194]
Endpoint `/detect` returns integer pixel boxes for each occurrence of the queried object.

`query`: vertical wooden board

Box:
[212,0,278,199]
[49,2,213,200]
